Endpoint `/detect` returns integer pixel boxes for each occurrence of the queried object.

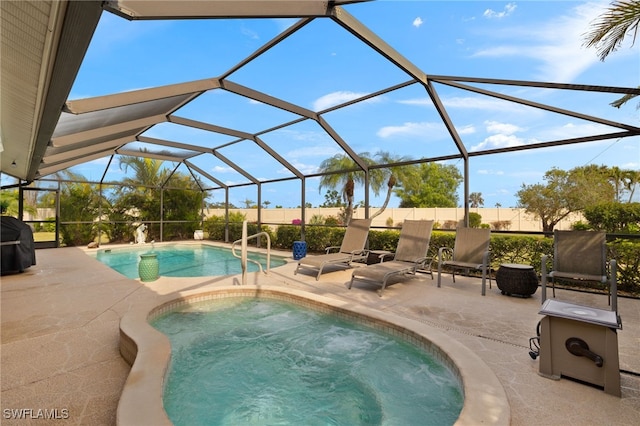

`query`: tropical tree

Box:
[624,169,640,202]
[114,156,168,226]
[317,151,420,223]
[242,198,256,208]
[320,190,345,208]
[469,192,484,208]
[394,163,463,208]
[119,155,167,187]
[516,166,616,231]
[608,166,627,201]
[0,189,20,216]
[369,151,413,220]
[583,0,640,108]
[59,181,109,245]
[113,155,203,240]
[318,152,376,224]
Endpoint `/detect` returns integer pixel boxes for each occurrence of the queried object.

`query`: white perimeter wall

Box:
[205,207,584,232]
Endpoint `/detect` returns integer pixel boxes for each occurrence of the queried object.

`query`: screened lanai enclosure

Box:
[1,0,639,247]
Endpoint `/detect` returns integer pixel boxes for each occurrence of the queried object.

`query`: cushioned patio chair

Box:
[541,230,615,306]
[294,218,371,280]
[348,220,434,296]
[437,227,491,295]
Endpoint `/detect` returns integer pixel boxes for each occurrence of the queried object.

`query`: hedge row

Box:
[206,223,640,296]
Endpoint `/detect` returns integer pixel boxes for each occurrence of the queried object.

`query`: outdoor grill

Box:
[1,216,36,275]
[537,298,622,396]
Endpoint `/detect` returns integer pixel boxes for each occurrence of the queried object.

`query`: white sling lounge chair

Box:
[349,220,434,296]
[437,227,491,295]
[294,218,371,280]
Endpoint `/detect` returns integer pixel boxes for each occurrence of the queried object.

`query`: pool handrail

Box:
[231,221,271,285]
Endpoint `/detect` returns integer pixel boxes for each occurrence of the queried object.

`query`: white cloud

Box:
[472,2,614,82]
[413,17,424,28]
[471,133,528,151]
[457,124,476,135]
[538,121,612,140]
[398,98,432,107]
[377,121,442,138]
[483,3,517,19]
[312,91,380,111]
[485,120,523,135]
[478,169,505,175]
[279,161,318,175]
[213,165,235,173]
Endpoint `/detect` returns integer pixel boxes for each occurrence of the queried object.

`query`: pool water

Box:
[152,298,463,426]
[92,244,286,278]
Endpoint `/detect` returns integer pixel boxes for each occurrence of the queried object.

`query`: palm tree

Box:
[317,151,415,223]
[608,166,626,201]
[624,169,640,202]
[583,0,640,108]
[119,155,166,187]
[318,152,375,224]
[369,151,412,220]
[469,192,484,208]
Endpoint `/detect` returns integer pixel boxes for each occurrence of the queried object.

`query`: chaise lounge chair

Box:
[349,220,434,296]
[541,230,615,306]
[437,227,491,295]
[294,218,371,280]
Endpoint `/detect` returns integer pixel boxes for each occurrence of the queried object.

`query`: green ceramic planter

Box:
[139,253,159,282]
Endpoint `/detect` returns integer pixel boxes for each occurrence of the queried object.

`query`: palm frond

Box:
[583,0,640,61]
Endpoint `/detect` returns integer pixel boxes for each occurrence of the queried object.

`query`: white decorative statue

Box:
[135,223,147,244]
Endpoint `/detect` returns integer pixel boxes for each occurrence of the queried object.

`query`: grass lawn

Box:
[33,232,56,242]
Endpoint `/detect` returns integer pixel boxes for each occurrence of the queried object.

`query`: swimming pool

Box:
[153,297,463,425]
[92,244,286,278]
[117,287,510,425]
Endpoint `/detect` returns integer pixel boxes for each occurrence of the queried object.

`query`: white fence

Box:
[28,207,583,232]
[205,207,585,232]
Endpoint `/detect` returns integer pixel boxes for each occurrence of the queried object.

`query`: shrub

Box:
[203,211,247,241]
[608,238,640,294]
[491,220,511,231]
[584,202,640,234]
[571,221,591,230]
[368,229,401,252]
[442,220,458,229]
[324,216,340,226]
[275,225,300,250]
[309,215,324,225]
[468,212,482,228]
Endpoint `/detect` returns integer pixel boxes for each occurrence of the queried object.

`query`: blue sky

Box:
[61,1,640,208]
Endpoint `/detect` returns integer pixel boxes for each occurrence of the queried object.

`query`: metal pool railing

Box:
[231,221,271,285]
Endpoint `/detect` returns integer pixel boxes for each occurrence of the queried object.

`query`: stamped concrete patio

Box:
[1,243,639,425]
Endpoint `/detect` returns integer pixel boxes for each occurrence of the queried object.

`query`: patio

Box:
[1,243,639,425]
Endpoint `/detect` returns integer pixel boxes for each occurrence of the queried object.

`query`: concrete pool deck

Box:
[1,242,639,425]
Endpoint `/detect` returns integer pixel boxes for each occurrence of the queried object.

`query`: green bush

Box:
[274,225,300,250]
[368,229,401,252]
[608,238,640,294]
[584,202,640,233]
[203,219,640,296]
[469,212,482,228]
[203,212,247,241]
[305,226,345,252]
